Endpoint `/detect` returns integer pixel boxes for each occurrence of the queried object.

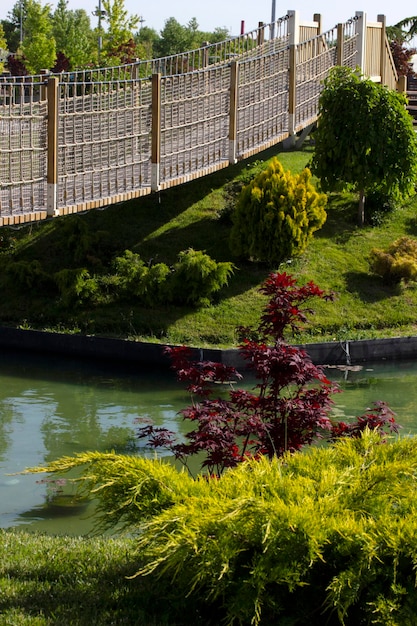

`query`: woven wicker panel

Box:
[236,49,289,158]
[57,78,152,207]
[0,79,47,216]
[159,67,230,184]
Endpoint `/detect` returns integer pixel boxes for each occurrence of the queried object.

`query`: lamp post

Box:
[92,0,106,65]
[19,0,23,45]
[270,0,276,39]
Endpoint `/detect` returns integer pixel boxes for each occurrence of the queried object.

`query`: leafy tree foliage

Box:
[6,51,27,75]
[311,67,417,225]
[134,25,159,59]
[390,39,416,77]
[52,0,94,69]
[2,0,29,52]
[21,0,56,73]
[0,23,8,72]
[100,0,139,65]
[230,157,327,264]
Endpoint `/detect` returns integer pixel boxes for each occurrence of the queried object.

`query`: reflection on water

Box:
[1,349,417,535]
[0,349,188,534]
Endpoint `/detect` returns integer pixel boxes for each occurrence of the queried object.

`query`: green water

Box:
[1,350,417,535]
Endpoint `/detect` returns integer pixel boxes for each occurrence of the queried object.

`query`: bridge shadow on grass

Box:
[12,162,258,275]
[344,270,402,304]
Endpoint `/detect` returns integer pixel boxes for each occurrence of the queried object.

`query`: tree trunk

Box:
[358,189,365,226]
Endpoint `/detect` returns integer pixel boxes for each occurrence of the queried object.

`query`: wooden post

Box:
[377,15,387,85]
[397,75,407,93]
[313,13,322,35]
[202,42,210,68]
[47,76,59,217]
[257,22,265,47]
[337,23,344,66]
[151,73,161,192]
[229,61,238,164]
[287,44,297,146]
[288,10,300,46]
[40,69,49,101]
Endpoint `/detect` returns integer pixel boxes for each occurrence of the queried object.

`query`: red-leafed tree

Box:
[137,273,399,477]
[390,39,416,77]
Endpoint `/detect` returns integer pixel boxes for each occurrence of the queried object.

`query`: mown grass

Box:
[0,529,206,625]
[2,143,417,347]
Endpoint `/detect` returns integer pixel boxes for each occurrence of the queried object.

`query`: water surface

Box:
[1,349,416,534]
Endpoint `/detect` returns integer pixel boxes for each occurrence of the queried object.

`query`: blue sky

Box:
[1,0,416,37]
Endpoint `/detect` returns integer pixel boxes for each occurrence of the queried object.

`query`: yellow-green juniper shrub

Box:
[229,157,327,265]
[24,431,417,626]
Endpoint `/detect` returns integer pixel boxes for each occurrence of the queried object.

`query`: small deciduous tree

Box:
[229,157,327,265]
[138,272,398,477]
[311,66,417,226]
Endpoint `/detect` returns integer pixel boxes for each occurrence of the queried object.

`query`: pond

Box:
[1,348,417,535]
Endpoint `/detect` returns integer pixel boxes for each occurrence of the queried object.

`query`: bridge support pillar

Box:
[151,73,161,192]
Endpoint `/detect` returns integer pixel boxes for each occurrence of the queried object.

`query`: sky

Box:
[1,0,417,37]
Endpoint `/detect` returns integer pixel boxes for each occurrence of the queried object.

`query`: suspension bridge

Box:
[0,10,400,226]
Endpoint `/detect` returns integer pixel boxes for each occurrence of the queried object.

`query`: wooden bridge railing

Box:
[0,10,399,226]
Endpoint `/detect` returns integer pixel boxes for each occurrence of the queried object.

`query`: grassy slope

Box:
[2,144,417,347]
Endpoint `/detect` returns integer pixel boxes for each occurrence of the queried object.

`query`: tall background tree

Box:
[21,0,56,73]
[311,67,417,225]
[387,17,417,78]
[100,0,139,65]
[1,0,29,52]
[52,0,94,69]
[0,23,8,72]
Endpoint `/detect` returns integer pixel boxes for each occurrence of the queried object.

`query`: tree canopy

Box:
[311,67,417,225]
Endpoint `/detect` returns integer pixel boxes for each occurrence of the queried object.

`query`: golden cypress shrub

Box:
[230,157,327,265]
[369,236,417,283]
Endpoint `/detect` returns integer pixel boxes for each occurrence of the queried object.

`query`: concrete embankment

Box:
[0,326,417,369]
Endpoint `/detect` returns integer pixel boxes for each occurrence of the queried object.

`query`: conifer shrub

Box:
[166,248,234,306]
[113,250,170,305]
[369,236,417,283]
[3,259,55,293]
[54,268,100,306]
[25,433,417,626]
[229,157,327,264]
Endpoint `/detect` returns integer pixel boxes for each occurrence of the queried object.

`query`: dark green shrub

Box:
[54,268,100,306]
[166,248,234,306]
[58,215,112,267]
[369,236,417,283]
[26,432,417,626]
[230,157,327,265]
[0,227,16,252]
[113,250,170,305]
[3,259,55,293]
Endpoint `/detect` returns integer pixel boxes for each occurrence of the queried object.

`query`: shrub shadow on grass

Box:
[403,215,417,238]
[0,554,222,626]
[344,270,402,304]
